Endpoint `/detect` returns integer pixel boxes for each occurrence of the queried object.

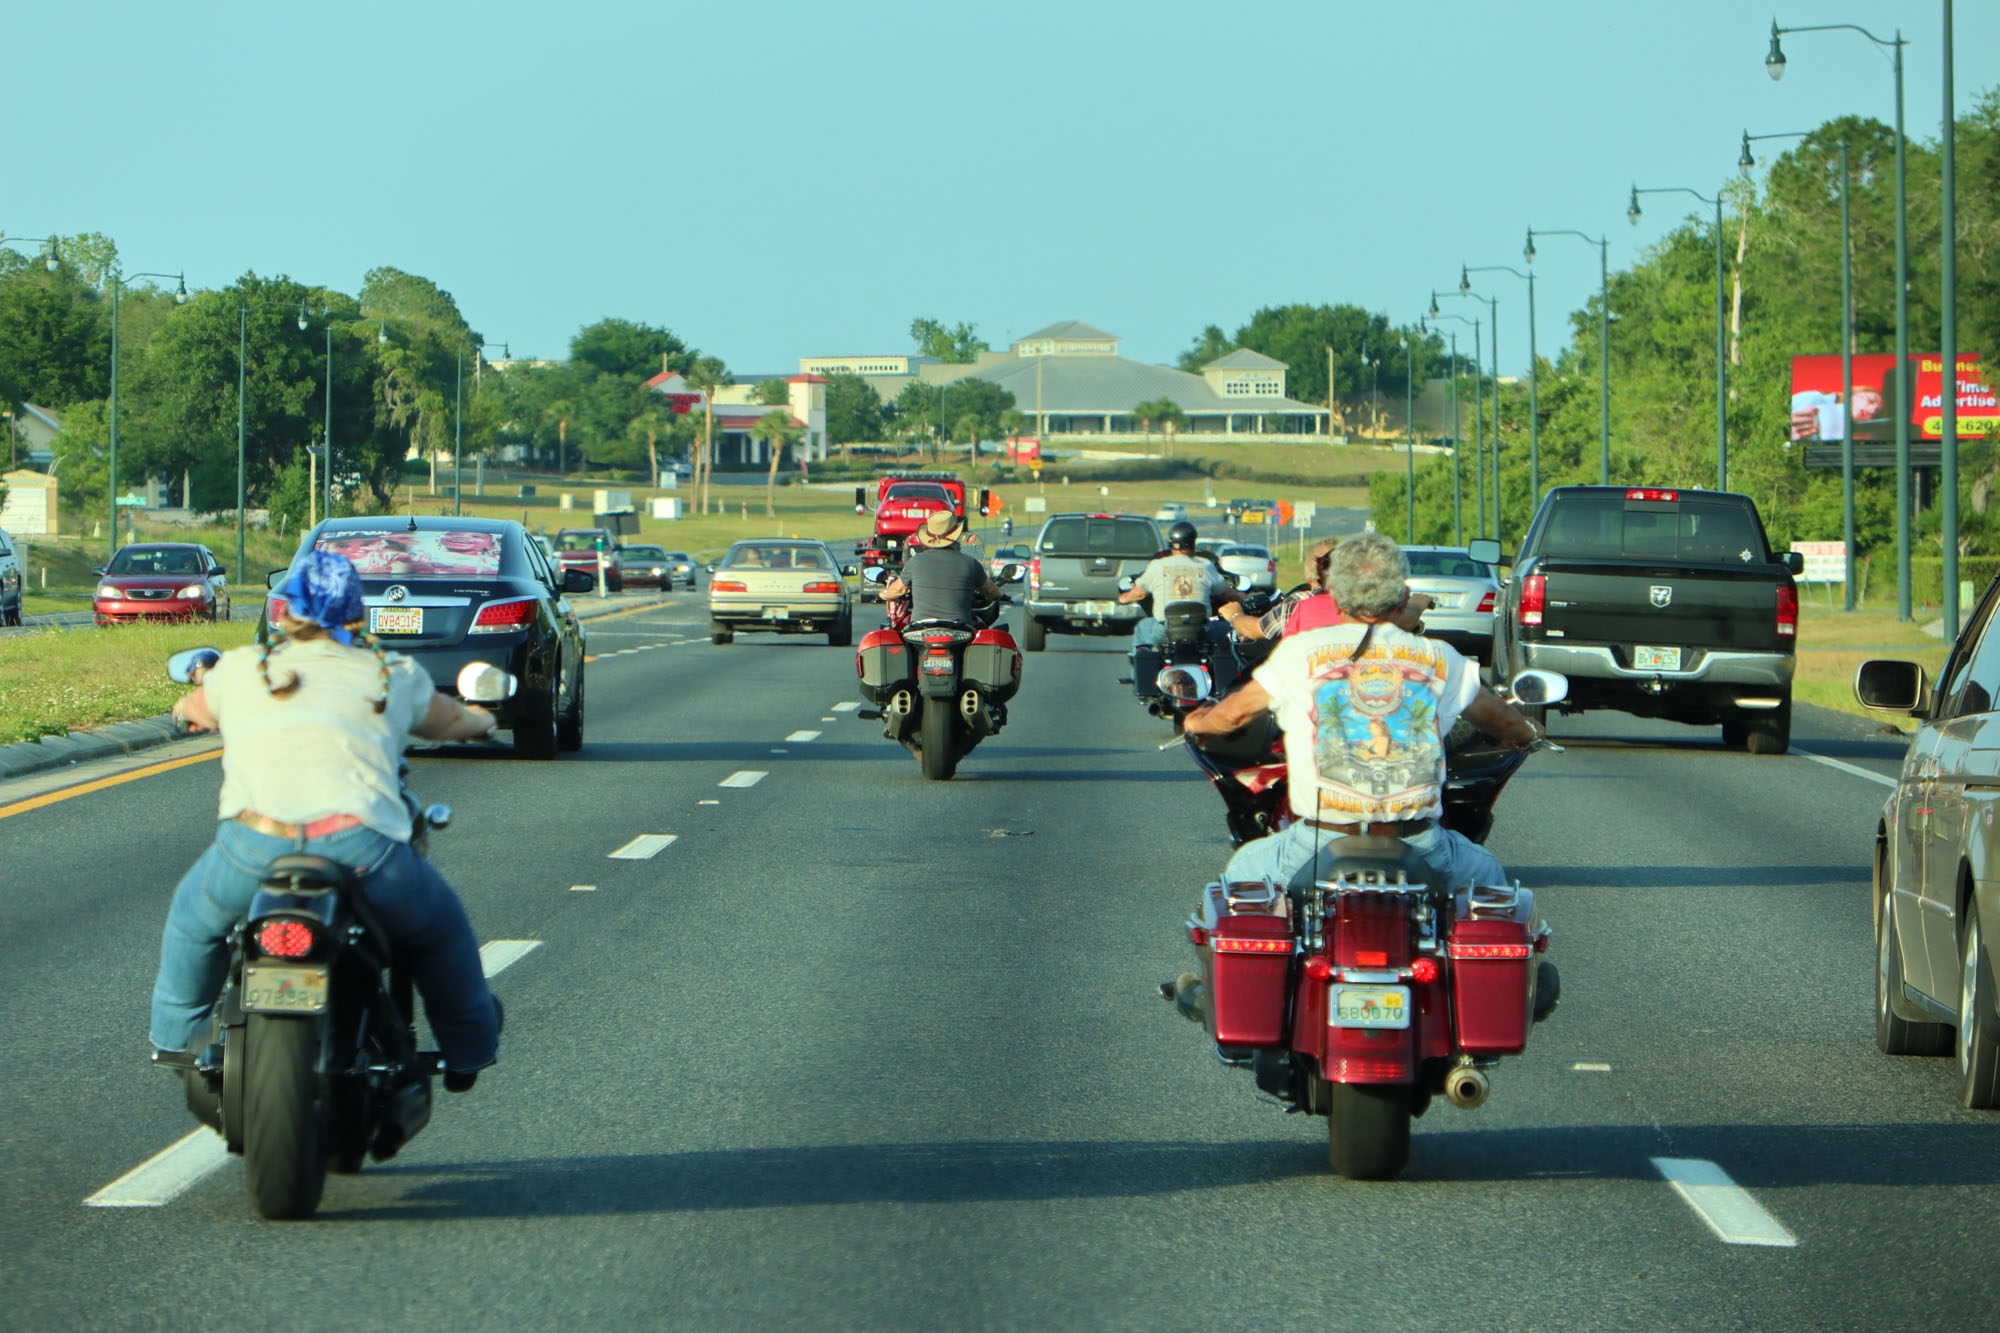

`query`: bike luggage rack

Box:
[1462,883,1524,920]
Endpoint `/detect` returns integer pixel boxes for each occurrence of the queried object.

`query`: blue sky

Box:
[8,1,1992,377]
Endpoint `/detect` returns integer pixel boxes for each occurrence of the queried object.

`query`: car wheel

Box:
[1720,716,1749,749]
[557,662,585,753]
[1744,700,1791,755]
[1878,880,1950,1055]
[828,612,853,648]
[610,573,624,593]
[1022,617,1047,652]
[512,686,559,760]
[711,620,733,645]
[1958,900,2000,1108]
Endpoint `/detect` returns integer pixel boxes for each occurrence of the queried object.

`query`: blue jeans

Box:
[150,820,500,1073]
[1222,819,1506,892]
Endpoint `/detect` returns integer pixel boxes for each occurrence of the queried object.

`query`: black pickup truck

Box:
[1475,486,1804,753]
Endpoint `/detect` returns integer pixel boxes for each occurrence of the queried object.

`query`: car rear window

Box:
[317,529,505,576]
[722,544,830,570]
[1219,545,1269,559]
[1404,550,1492,579]
[1037,517,1160,558]
[884,483,952,505]
[1537,497,1770,563]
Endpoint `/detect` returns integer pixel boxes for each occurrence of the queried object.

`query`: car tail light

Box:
[1476,591,1496,614]
[1028,557,1040,593]
[802,580,840,594]
[268,596,288,621]
[1776,584,1797,637]
[1518,574,1545,626]
[256,919,317,959]
[1410,956,1439,984]
[711,579,747,592]
[469,597,537,634]
[1447,942,1532,960]
[1625,488,1678,502]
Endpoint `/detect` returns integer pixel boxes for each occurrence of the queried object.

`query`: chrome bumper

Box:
[1519,641,1795,688]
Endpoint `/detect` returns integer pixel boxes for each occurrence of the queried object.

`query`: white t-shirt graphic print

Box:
[1251,621,1478,822]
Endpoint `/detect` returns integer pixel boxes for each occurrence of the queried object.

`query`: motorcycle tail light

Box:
[1327,1057,1409,1080]
[1518,574,1545,627]
[1303,956,1332,982]
[1776,584,1797,638]
[1212,938,1289,954]
[710,580,747,592]
[469,597,537,633]
[1410,956,1440,984]
[1354,949,1388,967]
[1187,926,1208,946]
[256,919,318,959]
[1447,942,1532,960]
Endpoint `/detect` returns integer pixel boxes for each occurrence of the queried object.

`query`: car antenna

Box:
[407,514,419,532]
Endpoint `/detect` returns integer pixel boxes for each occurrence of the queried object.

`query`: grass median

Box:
[0,621,258,746]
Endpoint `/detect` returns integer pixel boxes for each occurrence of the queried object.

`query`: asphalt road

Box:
[2,597,1994,1329]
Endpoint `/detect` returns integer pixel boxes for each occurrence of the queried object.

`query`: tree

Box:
[910,317,989,364]
[997,408,1028,442]
[684,357,731,513]
[1133,397,1187,458]
[1177,324,1235,373]
[754,408,800,517]
[823,372,884,457]
[0,264,108,410]
[753,377,791,406]
[570,318,693,380]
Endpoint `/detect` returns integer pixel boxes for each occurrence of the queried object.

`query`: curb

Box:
[0,714,190,782]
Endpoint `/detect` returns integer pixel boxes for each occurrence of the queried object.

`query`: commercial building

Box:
[646,370,829,470]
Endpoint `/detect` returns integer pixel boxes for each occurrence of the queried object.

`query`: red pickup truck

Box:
[854,473,990,587]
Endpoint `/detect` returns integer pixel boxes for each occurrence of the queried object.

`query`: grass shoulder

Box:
[0,621,258,746]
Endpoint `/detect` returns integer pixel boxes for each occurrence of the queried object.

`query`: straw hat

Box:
[911,511,971,548]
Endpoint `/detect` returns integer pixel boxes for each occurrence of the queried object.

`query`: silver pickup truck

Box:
[1021,513,1163,651]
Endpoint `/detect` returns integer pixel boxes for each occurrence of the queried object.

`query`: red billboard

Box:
[1790,353,1998,441]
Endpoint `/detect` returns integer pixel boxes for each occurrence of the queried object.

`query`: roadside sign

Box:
[1292,501,1318,526]
[1790,540,1845,583]
[115,495,147,507]
[1024,496,1047,513]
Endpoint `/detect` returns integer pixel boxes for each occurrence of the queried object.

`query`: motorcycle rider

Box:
[1229,537,1431,642]
[151,549,504,1091]
[882,510,1004,622]
[1184,530,1540,891]
[1119,520,1240,649]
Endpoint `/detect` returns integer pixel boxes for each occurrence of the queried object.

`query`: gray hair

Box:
[1327,532,1409,617]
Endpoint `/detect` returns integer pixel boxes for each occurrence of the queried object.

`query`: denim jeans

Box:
[150,820,500,1073]
[1221,818,1507,893]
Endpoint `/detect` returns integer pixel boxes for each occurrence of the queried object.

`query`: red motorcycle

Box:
[1162,663,1566,1179]
[853,564,1026,780]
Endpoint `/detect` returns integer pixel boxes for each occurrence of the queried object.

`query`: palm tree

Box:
[754,409,801,517]
[684,357,731,514]
[1132,399,1161,453]
[1133,398,1185,458]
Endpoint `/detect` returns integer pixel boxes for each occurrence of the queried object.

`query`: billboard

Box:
[1790,353,1998,442]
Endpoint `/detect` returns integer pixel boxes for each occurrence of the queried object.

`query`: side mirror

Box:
[861,566,891,585]
[211,565,228,578]
[1158,663,1214,702]
[1117,574,1136,592]
[92,567,106,576]
[1855,658,1929,716]
[705,562,717,574]
[1784,551,1805,575]
[266,568,289,591]
[1467,538,1505,566]
[854,486,868,514]
[1508,669,1570,707]
[562,568,596,593]
[999,563,1027,584]
[456,661,519,703]
[167,647,223,684]
[842,564,858,577]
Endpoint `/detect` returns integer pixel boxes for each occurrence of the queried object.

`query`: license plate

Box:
[370,607,422,634]
[921,655,955,676]
[1330,984,1410,1029]
[1633,645,1682,671]
[762,608,790,620]
[1078,601,1115,616]
[242,965,329,1014]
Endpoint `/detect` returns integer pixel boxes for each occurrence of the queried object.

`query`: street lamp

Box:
[0,233,61,272]
[1465,262,1539,503]
[1745,129,1856,607]
[1627,183,1727,491]
[236,300,311,582]
[1766,17,1912,620]
[1526,227,1611,484]
[108,269,188,560]
[1429,309,1483,537]
[1399,333,1416,541]
[1437,283,1502,544]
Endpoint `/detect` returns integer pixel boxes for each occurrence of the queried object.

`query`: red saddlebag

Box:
[1447,885,1538,1055]
[1198,882,1292,1047]
[962,628,1022,702]
[856,629,912,704]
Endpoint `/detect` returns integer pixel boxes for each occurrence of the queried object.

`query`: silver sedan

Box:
[1403,545,1499,663]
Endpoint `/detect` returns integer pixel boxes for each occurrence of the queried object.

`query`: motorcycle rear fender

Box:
[246,888,341,929]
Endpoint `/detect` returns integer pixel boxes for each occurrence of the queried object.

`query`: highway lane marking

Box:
[769,749,789,755]
[698,799,720,805]
[607,834,677,859]
[719,771,767,788]
[785,730,822,742]
[84,1130,229,1208]
[820,716,837,721]
[831,702,861,713]
[0,750,221,821]
[1792,746,1896,789]
[479,939,542,976]
[1651,1157,1797,1247]
[570,884,597,892]
[1572,1062,1613,1072]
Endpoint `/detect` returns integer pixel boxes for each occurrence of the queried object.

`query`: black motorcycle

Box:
[153,650,514,1220]
[1124,577,1266,730]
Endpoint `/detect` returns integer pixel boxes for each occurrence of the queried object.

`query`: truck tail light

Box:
[1625,488,1679,502]
[1028,558,1040,594]
[1518,574,1545,627]
[1776,584,1797,637]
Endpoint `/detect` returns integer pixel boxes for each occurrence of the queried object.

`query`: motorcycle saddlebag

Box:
[1447,885,1538,1055]
[962,629,1022,702]
[856,628,912,704]
[1198,881,1292,1047]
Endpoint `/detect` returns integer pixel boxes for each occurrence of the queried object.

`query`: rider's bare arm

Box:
[414,692,499,741]
[171,685,218,733]
[883,576,908,600]
[1390,592,1431,633]
[1462,687,1541,750]
[1183,678,1272,736]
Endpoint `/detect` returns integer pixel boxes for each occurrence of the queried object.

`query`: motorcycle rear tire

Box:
[1326,1082,1411,1181]
[919,700,958,780]
[243,1014,327,1220]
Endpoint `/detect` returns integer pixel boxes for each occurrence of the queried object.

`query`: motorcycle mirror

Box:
[1157,663,1214,702]
[1117,575,1135,592]
[456,662,519,703]
[999,563,1027,584]
[1220,571,1241,588]
[1508,669,1569,707]
[167,647,223,684]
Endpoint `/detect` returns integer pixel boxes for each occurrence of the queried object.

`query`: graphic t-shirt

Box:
[1252,621,1477,822]
[1135,553,1230,617]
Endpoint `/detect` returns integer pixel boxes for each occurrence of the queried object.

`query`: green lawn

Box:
[0,620,259,745]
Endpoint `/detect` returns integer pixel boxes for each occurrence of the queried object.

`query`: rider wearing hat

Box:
[883,510,1003,624]
[152,549,505,1090]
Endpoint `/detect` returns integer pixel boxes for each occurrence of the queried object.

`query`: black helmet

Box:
[1167,521,1198,551]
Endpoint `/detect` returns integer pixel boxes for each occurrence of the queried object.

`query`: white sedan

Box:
[1216,543,1277,591]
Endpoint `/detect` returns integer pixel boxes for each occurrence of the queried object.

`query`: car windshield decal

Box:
[316,530,502,576]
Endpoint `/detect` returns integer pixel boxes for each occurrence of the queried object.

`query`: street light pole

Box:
[1468,261,1538,502]
[1449,331,1461,544]
[1400,333,1415,540]
[454,349,465,518]
[1526,228,1611,483]
[107,268,187,560]
[1627,185,1727,489]
[1941,0,1960,631]
[1768,18,1912,618]
[323,318,334,526]
[1440,280,1503,542]
[236,301,311,583]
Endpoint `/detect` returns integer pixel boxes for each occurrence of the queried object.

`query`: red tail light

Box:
[1326,1057,1410,1080]
[1625,488,1678,502]
[1028,557,1040,594]
[1355,949,1389,968]
[256,920,317,959]
[711,579,747,592]
[802,580,840,594]
[1447,942,1532,960]
[1476,591,1496,614]
[267,596,288,621]
[1410,956,1440,984]
[1212,937,1290,954]
[1303,956,1332,982]
[1187,925,1208,946]
[469,597,537,633]
[1266,559,1276,573]
[1518,574,1545,627]
[1776,584,1797,638]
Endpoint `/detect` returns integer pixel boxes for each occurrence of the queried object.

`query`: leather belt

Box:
[235,810,364,840]
[1306,817,1434,837]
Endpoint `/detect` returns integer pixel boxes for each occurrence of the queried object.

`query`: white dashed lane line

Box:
[831,702,862,713]
[785,730,822,743]
[607,834,678,860]
[719,771,768,788]
[820,716,837,722]
[1652,1157,1797,1247]
[1792,746,1897,789]
[570,884,597,892]
[479,939,542,977]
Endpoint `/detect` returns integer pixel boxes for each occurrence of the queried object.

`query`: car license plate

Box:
[762,608,790,620]
[242,965,329,1014]
[370,607,422,634]
[1330,984,1410,1029]
[1078,601,1115,616]
[1633,645,1682,671]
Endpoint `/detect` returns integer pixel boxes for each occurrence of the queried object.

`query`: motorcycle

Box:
[152,650,515,1220]
[1161,663,1568,1180]
[853,563,1027,781]
[1122,574,1266,730]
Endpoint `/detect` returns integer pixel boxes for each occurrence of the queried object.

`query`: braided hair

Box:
[258,613,392,713]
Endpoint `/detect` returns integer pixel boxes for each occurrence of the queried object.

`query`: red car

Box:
[554,528,623,593]
[94,543,231,625]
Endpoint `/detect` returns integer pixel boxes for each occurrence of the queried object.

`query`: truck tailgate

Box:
[1538,561,1791,653]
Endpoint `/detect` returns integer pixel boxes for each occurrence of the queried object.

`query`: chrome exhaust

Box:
[1443,1065,1490,1110]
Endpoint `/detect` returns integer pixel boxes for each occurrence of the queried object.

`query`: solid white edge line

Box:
[718,771,768,788]
[785,730,822,742]
[1651,1157,1797,1247]
[479,939,541,977]
[1791,746,1897,789]
[84,1129,230,1207]
[607,833,678,860]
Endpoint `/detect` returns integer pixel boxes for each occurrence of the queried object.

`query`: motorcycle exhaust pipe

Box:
[1443,1065,1490,1110]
